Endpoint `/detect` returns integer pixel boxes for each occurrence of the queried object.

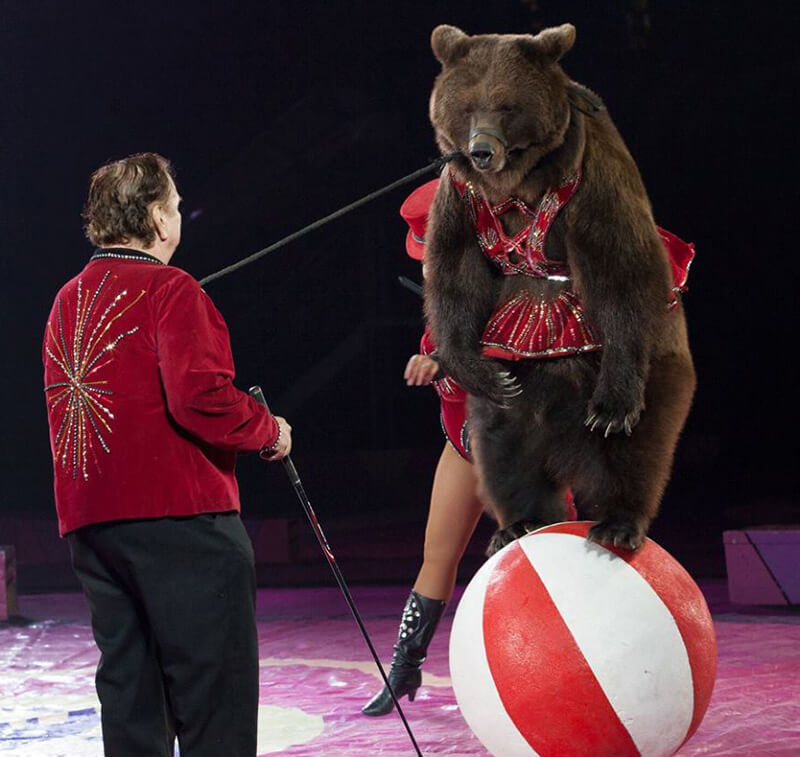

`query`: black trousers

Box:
[68,512,259,757]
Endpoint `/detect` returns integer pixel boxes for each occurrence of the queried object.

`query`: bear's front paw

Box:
[485,521,542,556]
[487,368,523,408]
[451,357,522,408]
[585,383,645,437]
[588,516,646,551]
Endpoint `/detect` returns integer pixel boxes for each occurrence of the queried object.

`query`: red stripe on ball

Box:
[483,541,640,756]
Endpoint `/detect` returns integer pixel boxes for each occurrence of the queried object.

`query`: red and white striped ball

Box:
[449,521,716,757]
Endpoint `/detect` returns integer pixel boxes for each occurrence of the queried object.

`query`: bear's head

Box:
[430,24,577,195]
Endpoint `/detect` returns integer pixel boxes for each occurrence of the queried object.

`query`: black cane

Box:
[397,276,423,298]
[249,386,424,757]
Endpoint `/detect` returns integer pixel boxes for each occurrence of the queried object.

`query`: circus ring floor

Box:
[2,583,799,756]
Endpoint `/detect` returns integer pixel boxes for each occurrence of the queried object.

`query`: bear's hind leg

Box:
[470,395,568,556]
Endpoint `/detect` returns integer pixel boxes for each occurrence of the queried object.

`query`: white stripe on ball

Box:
[520,533,694,757]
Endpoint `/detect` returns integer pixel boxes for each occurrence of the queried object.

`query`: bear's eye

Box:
[499,104,519,115]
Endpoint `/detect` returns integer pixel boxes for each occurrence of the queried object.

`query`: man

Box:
[42,152,291,756]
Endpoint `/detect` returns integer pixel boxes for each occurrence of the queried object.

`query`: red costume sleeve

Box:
[153,271,279,452]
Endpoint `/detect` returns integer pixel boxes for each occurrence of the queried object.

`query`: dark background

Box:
[2,0,798,586]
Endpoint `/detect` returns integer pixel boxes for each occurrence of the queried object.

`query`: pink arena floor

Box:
[1,583,799,756]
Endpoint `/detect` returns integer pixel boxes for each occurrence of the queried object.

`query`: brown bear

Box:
[424,23,696,553]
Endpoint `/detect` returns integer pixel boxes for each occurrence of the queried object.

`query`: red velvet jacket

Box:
[43,249,279,536]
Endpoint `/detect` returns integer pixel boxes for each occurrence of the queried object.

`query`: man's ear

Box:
[151,203,168,242]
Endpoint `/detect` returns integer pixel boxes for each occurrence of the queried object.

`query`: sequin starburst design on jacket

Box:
[44,272,145,480]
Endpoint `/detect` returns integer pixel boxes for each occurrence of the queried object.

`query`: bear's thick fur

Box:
[424,24,696,552]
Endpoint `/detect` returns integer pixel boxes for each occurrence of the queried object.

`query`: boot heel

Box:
[361,590,446,717]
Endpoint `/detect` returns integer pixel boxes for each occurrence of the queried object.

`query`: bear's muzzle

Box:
[468,126,507,172]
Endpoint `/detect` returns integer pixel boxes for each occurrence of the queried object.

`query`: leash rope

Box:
[199,152,458,287]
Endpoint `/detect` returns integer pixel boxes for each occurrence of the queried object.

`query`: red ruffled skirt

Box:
[481,227,695,361]
[481,289,601,361]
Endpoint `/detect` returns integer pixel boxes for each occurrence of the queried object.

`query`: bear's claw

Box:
[496,371,523,408]
[588,518,645,550]
[485,520,543,556]
[585,406,641,437]
[447,357,522,407]
[585,377,646,437]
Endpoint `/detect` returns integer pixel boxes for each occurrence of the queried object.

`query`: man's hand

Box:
[260,417,292,460]
[404,354,440,386]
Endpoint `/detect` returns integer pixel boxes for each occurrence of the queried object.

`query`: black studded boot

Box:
[361,590,446,716]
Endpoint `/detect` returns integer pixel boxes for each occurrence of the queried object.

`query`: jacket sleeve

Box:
[153,270,279,452]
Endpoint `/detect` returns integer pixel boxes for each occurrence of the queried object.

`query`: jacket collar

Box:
[90,248,165,265]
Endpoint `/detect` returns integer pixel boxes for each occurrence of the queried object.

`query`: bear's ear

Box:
[431,25,471,66]
[519,23,576,63]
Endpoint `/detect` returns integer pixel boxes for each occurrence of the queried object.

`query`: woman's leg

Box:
[362,443,484,715]
[413,442,485,602]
